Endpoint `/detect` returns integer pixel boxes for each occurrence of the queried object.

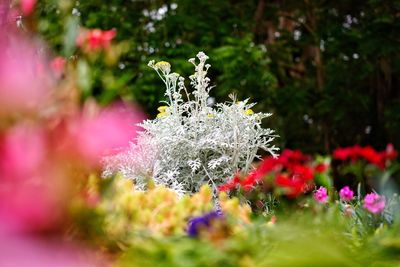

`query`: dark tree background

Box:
[37,0,400,153]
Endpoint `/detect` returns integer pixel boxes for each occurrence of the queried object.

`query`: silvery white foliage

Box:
[103,52,278,195]
[102,133,158,191]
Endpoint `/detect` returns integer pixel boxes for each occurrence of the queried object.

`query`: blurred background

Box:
[36,0,400,153]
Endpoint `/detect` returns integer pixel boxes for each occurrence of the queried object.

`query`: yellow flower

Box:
[155,61,171,74]
[157,106,168,112]
[244,109,254,115]
[155,61,170,68]
[207,113,214,118]
[157,112,168,118]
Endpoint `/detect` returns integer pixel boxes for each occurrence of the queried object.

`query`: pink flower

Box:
[0,124,47,181]
[20,0,37,15]
[50,56,66,78]
[339,186,354,201]
[314,186,328,203]
[0,183,62,233]
[0,125,63,232]
[363,193,385,214]
[0,34,52,115]
[383,143,398,161]
[0,234,106,267]
[61,103,144,167]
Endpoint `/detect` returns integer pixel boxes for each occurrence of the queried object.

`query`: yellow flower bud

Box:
[157,112,168,118]
[155,61,171,74]
[155,61,170,68]
[157,106,168,112]
[244,109,254,115]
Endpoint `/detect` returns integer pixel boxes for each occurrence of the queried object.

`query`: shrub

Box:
[103,52,278,195]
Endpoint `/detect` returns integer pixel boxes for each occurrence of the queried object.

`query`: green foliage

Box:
[116,208,400,267]
[36,0,400,152]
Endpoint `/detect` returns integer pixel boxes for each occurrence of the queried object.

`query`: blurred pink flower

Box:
[0,124,47,181]
[363,193,385,214]
[76,29,116,52]
[0,234,106,267]
[50,56,66,78]
[20,0,37,15]
[63,103,144,167]
[383,143,398,161]
[339,186,354,202]
[0,183,62,233]
[0,34,52,115]
[314,186,328,203]
[0,124,62,232]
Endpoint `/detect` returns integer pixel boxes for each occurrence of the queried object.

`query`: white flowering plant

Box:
[103,52,278,195]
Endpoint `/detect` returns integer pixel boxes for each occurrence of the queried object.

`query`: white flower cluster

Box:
[103,52,278,195]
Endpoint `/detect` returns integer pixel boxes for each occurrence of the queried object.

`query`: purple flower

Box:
[187,211,223,237]
[314,186,328,203]
[363,193,385,214]
[339,186,354,201]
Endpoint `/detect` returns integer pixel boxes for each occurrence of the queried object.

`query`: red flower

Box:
[334,144,397,169]
[76,29,117,52]
[277,149,310,167]
[252,158,276,180]
[275,174,305,198]
[240,174,257,191]
[314,163,328,173]
[218,149,318,197]
[291,164,314,181]
[359,146,384,169]
[333,147,354,161]
[218,174,241,192]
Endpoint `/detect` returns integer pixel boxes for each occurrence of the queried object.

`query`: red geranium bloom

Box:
[218,174,241,192]
[275,174,305,198]
[314,163,328,173]
[218,149,318,198]
[333,147,353,161]
[334,144,397,170]
[359,146,384,169]
[291,164,314,181]
[76,29,117,52]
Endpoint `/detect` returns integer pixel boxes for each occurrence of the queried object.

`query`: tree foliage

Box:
[36,0,400,152]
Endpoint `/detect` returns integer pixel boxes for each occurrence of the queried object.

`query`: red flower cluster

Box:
[333,144,397,169]
[76,29,117,52]
[219,150,325,198]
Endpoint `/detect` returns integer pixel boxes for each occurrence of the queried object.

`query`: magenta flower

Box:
[339,186,354,201]
[363,193,385,214]
[314,186,328,203]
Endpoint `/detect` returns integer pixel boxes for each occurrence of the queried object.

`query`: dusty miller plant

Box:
[103,52,278,195]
